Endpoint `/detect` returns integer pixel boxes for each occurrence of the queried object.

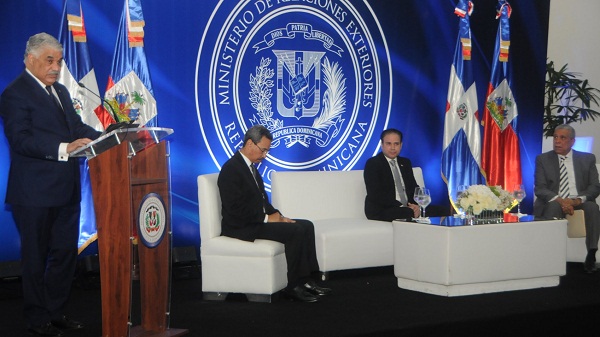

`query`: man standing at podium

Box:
[218,125,331,303]
[0,33,101,336]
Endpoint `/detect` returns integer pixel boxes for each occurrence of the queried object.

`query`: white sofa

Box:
[197,173,287,302]
[197,165,596,300]
[271,169,424,280]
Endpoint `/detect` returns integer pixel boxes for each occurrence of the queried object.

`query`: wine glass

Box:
[513,184,526,217]
[414,187,424,218]
[415,187,431,218]
[455,185,468,218]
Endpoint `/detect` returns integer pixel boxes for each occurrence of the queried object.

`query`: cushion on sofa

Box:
[312,218,394,271]
[271,170,367,220]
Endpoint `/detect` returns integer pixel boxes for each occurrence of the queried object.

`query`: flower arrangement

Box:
[490,185,515,211]
[457,185,514,215]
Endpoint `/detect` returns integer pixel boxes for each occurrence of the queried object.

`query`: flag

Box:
[58,0,108,131]
[481,0,522,191]
[441,0,486,211]
[57,0,104,250]
[105,0,157,127]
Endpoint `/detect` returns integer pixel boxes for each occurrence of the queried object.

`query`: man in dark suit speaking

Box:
[534,124,600,273]
[217,125,331,302]
[0,33,101,336]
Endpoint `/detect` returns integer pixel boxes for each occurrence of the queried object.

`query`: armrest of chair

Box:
[566,210,586,238]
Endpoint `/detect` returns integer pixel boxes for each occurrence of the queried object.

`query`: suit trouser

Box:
[254,219,319,288]
[370,206,414,222]
[370,204,451,221]
[540,200,600,250]
[12,203,80,327]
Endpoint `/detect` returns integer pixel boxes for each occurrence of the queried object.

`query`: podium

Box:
[71,128,187,337]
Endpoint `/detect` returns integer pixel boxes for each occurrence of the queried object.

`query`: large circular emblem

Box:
[137,193,167,248]
[196,0,392,188]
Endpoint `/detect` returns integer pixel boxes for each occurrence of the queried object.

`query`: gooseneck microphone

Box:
[77,82,135,132]
[77,82,119,121]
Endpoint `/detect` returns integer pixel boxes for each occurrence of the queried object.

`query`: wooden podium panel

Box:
[89,138,187,337]
[130,143,170,334]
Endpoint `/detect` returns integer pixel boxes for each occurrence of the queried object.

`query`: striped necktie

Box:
[559,156,570,198]
[390,159,408,205]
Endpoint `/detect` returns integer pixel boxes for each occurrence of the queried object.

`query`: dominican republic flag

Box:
[441,0,486,211]
[57,0,104,251]
[481,1,522,191]
[105,0,157,127]
[58,0,107,131]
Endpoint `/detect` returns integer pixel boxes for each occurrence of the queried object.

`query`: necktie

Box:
[251,164,267,211]
[250,164,261,188]
[559,156,570,198]
[46,86,63,111]
[390,160,408,205]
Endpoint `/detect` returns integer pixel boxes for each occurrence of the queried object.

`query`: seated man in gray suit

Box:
[534,124,600,273]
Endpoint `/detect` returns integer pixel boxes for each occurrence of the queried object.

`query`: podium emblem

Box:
[137,193,166,248]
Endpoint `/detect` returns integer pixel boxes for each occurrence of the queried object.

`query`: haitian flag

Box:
[57,0,104,251]
[105,0,157,127]
[441,0,485,211]
[482,1,522,191]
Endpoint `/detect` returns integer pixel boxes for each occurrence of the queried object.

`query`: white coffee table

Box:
[393,218,567,296]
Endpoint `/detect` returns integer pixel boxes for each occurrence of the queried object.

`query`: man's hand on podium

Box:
[67,138,93,153]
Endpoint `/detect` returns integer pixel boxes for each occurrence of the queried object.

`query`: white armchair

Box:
[197,173,287,302]
[565,163,600,262]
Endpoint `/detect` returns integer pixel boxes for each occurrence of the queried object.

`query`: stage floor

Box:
[1,262,599,336]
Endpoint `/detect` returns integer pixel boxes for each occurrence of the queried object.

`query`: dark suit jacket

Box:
[0,71,101,207]
[364,152,419,219]
[218,151,278,241]
[534,149,600,216]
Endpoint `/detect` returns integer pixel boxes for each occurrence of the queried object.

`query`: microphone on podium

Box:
[77,82,136,133]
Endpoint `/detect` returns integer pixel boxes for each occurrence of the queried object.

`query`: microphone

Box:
[77,82,136,132]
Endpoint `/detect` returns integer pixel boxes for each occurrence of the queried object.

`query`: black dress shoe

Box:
[584,260,598,274]
[28,322,64,336]
[303,279,332,296]
[51,316,84,330]
[282,285,320,302]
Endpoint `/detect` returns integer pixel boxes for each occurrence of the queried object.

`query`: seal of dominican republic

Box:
[196,0,392,188]
[137,193,166,248]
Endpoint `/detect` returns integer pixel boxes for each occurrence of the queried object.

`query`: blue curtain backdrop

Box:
[0,0,549,261]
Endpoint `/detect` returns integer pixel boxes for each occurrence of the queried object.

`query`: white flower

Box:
[457,184,511,214]
[490,185,514,210]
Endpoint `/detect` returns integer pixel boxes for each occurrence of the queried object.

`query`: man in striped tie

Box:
[534,125,600,273]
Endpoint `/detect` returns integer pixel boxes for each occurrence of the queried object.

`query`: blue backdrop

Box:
[0,0,549,262]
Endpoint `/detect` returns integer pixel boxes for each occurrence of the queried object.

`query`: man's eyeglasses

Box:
[254,142,270,154]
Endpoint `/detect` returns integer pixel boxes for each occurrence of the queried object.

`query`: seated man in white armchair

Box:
[218,125,331,302]
[534,124,600,273]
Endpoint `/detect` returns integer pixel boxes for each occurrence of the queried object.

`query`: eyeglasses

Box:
[254,142,270,155]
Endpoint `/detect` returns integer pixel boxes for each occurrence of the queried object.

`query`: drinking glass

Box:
[455,185,468,217]
[513,184,526,217]
[415,187,431,218]
[414,187,424,218]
